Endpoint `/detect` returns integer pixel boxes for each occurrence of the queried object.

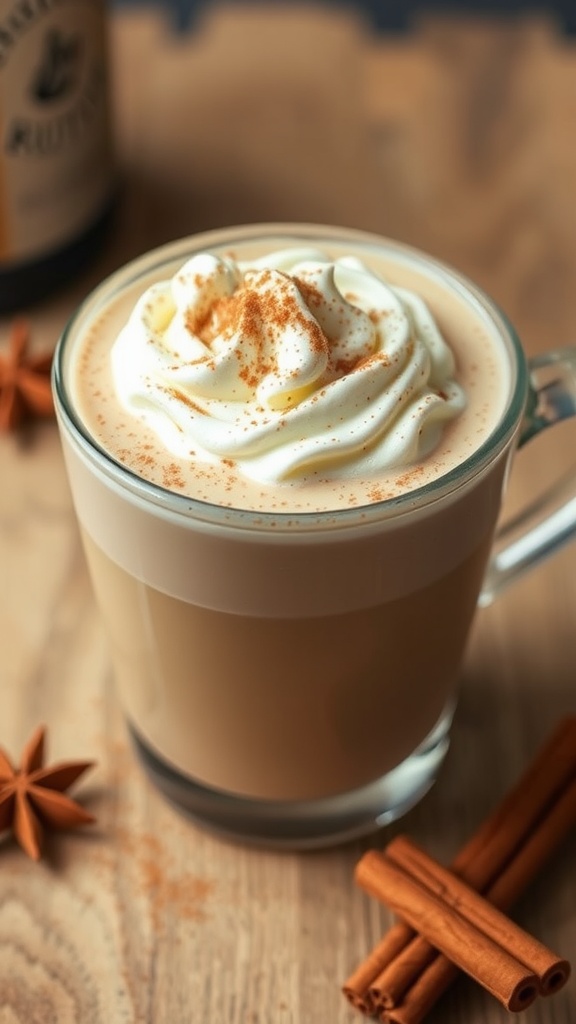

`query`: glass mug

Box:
[52,224,576,848]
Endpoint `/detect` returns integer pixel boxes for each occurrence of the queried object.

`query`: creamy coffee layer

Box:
[70,233,510,514]
[81,526,492,800]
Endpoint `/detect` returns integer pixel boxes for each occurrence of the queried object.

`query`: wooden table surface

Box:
[1,5,576,1022]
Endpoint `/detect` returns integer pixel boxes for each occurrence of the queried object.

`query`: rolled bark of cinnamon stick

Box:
[451,715,576,890]
[369,935,436,1013]
[341,926,413,1014]
[386,835,570,992]
[343,715,576,1014]
[385,956,460,1024]
[355,850,540,1013]
[385,771,576,1024]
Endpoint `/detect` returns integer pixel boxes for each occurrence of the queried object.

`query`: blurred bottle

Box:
[0,0,116,311]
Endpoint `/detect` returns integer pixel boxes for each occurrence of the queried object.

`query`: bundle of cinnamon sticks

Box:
[343,716,576,1022]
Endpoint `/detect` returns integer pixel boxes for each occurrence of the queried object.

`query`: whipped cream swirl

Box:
[111,248,466,484]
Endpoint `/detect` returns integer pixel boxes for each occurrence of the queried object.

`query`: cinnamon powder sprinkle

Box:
[167,387,207,415]
[186,270,330,378]
[162,462,186,489]
[395,465,426,489]
[293,275,325,311]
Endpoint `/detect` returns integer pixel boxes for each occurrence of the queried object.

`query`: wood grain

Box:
[1,6,576,1023]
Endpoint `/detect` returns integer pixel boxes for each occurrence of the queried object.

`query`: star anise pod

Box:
[0,725,95,860]
[0,318,54,432]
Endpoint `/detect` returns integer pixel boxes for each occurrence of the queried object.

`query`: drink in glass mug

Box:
[52,224,576,846]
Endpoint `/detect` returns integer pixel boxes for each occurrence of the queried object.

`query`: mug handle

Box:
[479,347,576,607]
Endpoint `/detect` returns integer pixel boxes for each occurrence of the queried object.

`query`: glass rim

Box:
[52,222,529,532]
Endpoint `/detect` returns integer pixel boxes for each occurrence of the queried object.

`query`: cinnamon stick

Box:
[386,835,570,992]
[355,850,540,1013]
[385,773,576,1024]
[385,956,460,1024]
[368,933,433,1014]
[342,715,576,1014]
[342,927,413,1015]
[451,715,576,890]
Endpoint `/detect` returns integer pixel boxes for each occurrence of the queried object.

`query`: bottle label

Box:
[0,0,115,266]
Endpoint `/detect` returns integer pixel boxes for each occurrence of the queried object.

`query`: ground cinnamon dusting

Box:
[188,269,331,381]
[163,462,186,489]
[394,466,426,490]
[112,825,217,930]
[167,386,207,415]
[293,274,324,311]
